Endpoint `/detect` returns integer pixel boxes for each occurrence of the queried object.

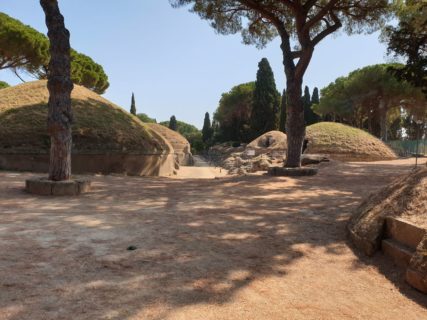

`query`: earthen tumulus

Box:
[146,123,193,166]
[0,81,176,176]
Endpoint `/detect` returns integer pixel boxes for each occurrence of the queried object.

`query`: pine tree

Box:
[202,112,213,143]
[169,115,177,131]
[249,58,280,138]
[130,93,136,115]
[279,88,287,132]
[303,86,319,126]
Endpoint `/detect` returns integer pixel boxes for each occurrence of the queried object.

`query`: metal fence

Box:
[387,140,427,157]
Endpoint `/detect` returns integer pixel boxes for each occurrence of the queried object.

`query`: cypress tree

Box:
[130,93,136,115]
[169,115,178,131]
[249,58,280,138]
[303,86,319,125]
[202,112,213,143]
[279,88,287,132]
[311,87,320,105]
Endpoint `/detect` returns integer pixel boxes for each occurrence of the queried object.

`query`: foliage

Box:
[213,82,255,143]
[303,86,319,126]
[159,118,205,153]
[130,93,136,115]
[187,131,205,154]
[383,0,427,97]
[168,115,178,131]
[171,0,390,167]
[69,51,109,94]
[136,113,157,123]
[311,87,320,105]
[0,12,48,75]
[160,119,200,138]
[250,58,280,138]
[0,81,9,89]
[0,12,109,93]
[313,64,425,140]
[202,112,213,144]
[279,88,286,132]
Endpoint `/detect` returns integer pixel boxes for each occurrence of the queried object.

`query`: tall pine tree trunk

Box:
[285,77,305,167]
[40,0,73,181]
[281,39,308,168]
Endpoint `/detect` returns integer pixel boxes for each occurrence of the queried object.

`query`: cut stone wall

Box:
[0,152,176,177]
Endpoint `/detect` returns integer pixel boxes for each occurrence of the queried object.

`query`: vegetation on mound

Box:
[306,122,397,161]
[0,81,169,154]
[146,123,190,151]
[159,118,204,153]
[137,113,157,123]
[0,81,9,89]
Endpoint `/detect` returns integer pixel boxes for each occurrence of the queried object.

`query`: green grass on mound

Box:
[0,80,170,154]
[306,122,397,161]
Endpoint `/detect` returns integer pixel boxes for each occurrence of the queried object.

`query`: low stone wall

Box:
[0,152,176,176]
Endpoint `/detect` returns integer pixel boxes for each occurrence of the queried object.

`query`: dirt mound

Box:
[0,80,171,154]
[247,131,287,155]
[306,122,397,161]
[146,123,193,165]
[348,167,427,255]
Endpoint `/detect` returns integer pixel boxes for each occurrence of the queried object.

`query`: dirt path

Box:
[0,159,426,320]
[174,156,227,179]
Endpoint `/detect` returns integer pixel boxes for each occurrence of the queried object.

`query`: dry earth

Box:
[0,158,426,320]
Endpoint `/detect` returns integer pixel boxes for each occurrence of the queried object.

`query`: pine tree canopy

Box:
[0,12,109,94]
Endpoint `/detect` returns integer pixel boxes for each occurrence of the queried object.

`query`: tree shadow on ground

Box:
[0,160,425,319]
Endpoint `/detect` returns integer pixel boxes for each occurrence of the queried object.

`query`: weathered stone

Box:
[51,181,78,196]
[268,166,318,177]
[407,234,427,293]
[25,177,91,196]
[406,268,427,293]
[76,179,91,194]
[26,178,52,196]
[301,154,329,166]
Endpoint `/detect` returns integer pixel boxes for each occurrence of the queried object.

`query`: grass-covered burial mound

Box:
[0,81,175,176]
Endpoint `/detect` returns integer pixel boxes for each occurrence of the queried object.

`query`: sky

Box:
[0,1,391,128]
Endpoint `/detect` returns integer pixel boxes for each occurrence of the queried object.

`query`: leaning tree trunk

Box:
[40,0,73,181]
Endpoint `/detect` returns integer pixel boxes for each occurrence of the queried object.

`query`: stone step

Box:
[385,217,426,250]
[381,238,414,268]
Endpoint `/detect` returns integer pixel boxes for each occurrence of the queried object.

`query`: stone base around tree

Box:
[25,177,91,196]
[268,166,318,177]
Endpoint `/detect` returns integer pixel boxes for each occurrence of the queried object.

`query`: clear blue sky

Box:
[0,1,390,128]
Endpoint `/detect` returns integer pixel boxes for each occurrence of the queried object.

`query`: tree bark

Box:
[40,0,73,181]
[281,40,308,168]
[285,76,305,167]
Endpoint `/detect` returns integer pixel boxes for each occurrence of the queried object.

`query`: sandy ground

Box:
[0,158,426,320]
[173,156,227,179]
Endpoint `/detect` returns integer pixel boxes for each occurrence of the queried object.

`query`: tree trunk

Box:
[40,0,73,181]
[285,77,305,167]
[279,36,309,168]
